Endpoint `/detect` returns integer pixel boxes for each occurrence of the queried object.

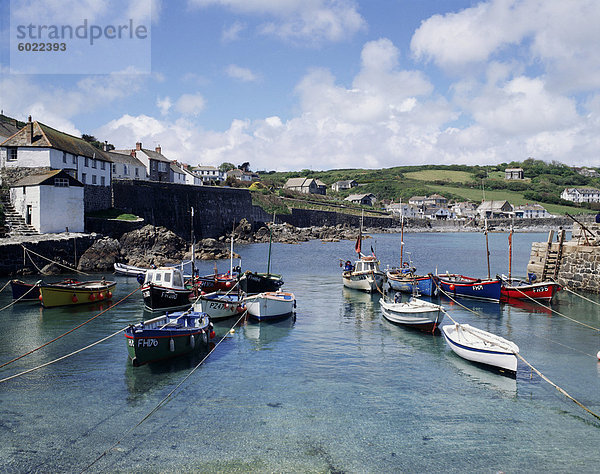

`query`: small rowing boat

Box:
[125,311,214,366]
[193,291,246,320]
[244,291,296,321]
[380,296,444,332]
[39,279,116,308]
[441,323,519,376]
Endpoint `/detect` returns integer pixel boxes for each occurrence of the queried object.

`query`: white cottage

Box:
[9,169,84,233]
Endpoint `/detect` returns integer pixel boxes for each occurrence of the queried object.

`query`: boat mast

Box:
[484,217,490,280]
[190,207,195,278]
[230,223,234,276]
[508,222,513,282]
[267,212,275,275]
[400,211,404,268]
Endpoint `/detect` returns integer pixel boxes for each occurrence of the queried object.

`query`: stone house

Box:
[344,193,376,206]
[476,200,514,218]
[505,168,524,180]
[9,169,84,233]
[561,188,600,203]
[108,150,147,180]
[284,177,323,194]
[118,142,171,182]
[331,180,357,192]
[424,194,448,207]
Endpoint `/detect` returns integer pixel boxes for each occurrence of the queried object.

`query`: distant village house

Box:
[283,177,326,195]
[505,168,524,180]
[331,180,357,192]
[344,193,376,206]
[561,188,600,203]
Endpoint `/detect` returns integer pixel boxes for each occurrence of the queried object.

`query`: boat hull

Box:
[245,292,295,321]
[342,271,385,293]
[142,284,193,311]
[387,272,437,296]
[238,272,283,294]
[500,280,561,302]
[10,280,41,301]
[380,297,444,332]
[441,324,518,375]
[436,275,501,302]
[114,263,147,277]
[193,292,246,320]
[40,281,116,308]
[125,312,212,366]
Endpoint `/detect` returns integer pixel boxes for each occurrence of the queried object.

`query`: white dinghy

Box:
[441,323,519,376]
[380,296,444,332]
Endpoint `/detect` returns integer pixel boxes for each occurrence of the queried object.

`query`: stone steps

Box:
[0,195,40,237]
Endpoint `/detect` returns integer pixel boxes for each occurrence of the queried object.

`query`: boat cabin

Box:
[354,256,380,273]
[143,267,185,289]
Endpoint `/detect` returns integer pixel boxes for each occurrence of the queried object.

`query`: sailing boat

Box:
[435,219,502,302]
[499,225,561,302]
[386,213,437,296]
[341,212,385,293]
[238,214,284,294]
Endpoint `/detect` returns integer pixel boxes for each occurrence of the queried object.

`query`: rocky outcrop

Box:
[77,237,121,272]
[119,225,187,267]
[186,238,240,261]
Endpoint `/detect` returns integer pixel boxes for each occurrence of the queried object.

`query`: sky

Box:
[1,0,600,171]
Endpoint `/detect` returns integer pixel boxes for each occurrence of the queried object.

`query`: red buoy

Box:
[209,330,216,339]
[38,294,43,302]
[107,291,112,298]
[449,284,455,291]
[225,281,231,288]
[98,292,104,300]
[89,293,96,301]
[200,291,206,295]
[72,294,78,303]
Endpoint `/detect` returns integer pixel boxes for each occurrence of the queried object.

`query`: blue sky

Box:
[1,0,600,171]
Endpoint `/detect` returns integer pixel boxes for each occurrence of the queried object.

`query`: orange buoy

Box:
[209,330,216,339]
[38,294,43,302]
[98,292,104,300]
[107,291,112,298]
[449,284,455,291]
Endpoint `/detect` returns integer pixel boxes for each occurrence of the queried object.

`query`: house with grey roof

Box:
[514,204,552,218]
[344,193,376,206]
[505,168,524,180]
[170,161,186,184]
[108,150,147,180]
[561,187,600,203]
[476,200,514,218]
[121,142,171,182]
[331,180,357,192]
[194,165,224,184]
[284,177,325,194]
[0,114,26,143]
[1,116,112,187]
[181,164,203,186]
[9,169,84,233]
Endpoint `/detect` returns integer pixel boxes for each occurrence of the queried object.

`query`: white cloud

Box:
[226,64,260,82]
[222,21,246,42]
[188,0,366,43]
[174,93,206,116]
[156,96,172,115]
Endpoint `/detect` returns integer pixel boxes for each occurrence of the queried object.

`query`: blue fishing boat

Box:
[386,270,437,297]
[435,274,501,302]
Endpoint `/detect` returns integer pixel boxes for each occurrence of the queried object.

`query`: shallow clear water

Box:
[1,232,600,472]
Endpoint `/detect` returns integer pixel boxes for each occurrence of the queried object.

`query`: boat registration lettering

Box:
[209,302,226,309]
[163,291,177,299]
[137,338,158,347]
[533,286,548,293]
[472,284,483,291]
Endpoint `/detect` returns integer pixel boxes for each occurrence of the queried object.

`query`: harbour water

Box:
[1,232,600,472]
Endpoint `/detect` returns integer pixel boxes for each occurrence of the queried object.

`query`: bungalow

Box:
[1,116,112,187]
[561,188,600,203]
[514,204,552,219]
[9,169,84,233]
[344,193,377,206]
[331,180,357,192]
[423,207,454,220]
[505,168,524,180]
[108,150,147,180]
[476,200,514,219]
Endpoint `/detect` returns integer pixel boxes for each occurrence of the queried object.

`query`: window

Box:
[112,164,116,173]
[151,161,157,170]
[92,159,97,169]
[62,151,67,163]
[22,186,26,195]
[135,168,139,177]
[164,273,171,283]
[55,178,69,187]
[158,162,167,172]
[101,161,105,170]
[7,147,17,161]
[92,175,97,184]
[81,173,86,184]
[123,164,129,175]
[101,176,105,186]
[84,157,89,167]
[72,155,76,164]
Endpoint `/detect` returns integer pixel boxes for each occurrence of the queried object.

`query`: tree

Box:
[238,162,250,172]
[219,162,235,172]
[82,134,114,151]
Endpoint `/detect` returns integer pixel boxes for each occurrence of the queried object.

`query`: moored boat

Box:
[193,291,246,320]
[142,267,193,311]
[500,277,561,302]
[244,291,296,321]
[342,256,385,293]
[11,278,80,301]
[380,295,444,332]
[386,270,437,297]
[238,271,283,294]
[196,271,239,293]
[114,262,148,277]
[441,323,519,376]
[39,280,116,308]
[435,274,501,302]
[125,311,214,366]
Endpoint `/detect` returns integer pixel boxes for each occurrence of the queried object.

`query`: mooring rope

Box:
[0,285,141,370]
[21,245,90,276]
[0,280,10,294]
[0,280,42,312]
[0,326,128,384]
[434,279,600,423]
[563,286,600,307]
[81,309,249,473]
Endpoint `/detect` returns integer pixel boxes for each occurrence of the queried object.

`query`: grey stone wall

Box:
[84,217,145,238]
[84,185,111,213]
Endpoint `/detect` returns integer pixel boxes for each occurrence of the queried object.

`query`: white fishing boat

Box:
[193,291,246,320]
[342,256,386,293]
[114,262,148,277]
[244,291,296,321]
[441,323,519,376]
[380,296,444,332]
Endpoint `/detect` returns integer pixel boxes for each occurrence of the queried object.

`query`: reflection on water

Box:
[341,287,380,321]
[242,316,295,350]
[447,353,517,395]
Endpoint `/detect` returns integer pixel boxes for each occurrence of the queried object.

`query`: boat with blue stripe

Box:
[435,274,501,302]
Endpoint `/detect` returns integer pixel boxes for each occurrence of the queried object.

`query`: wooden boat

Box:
[124,311,214,366]
[342,256,385,293]
[141,267,193,311]
[11,278,80,301]
[386,270,437,297]
[192,291,246,320]
[500,277,561,302]
[441,323,519,376]
[435,274,502,302]
[238,271,283,294]
[195,271,239,293]
[114,262,148,277]
[39,280,116,308]
[244,291,296,321]
[380,296,444,332]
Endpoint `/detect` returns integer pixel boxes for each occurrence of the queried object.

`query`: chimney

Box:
[25,115,33,144]
[103,140,109,152]
[130,149,136,157]
[155,145,161,154]
[136,142,142,151]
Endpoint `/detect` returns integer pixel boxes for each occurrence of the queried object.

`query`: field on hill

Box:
[404,170,474,184]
